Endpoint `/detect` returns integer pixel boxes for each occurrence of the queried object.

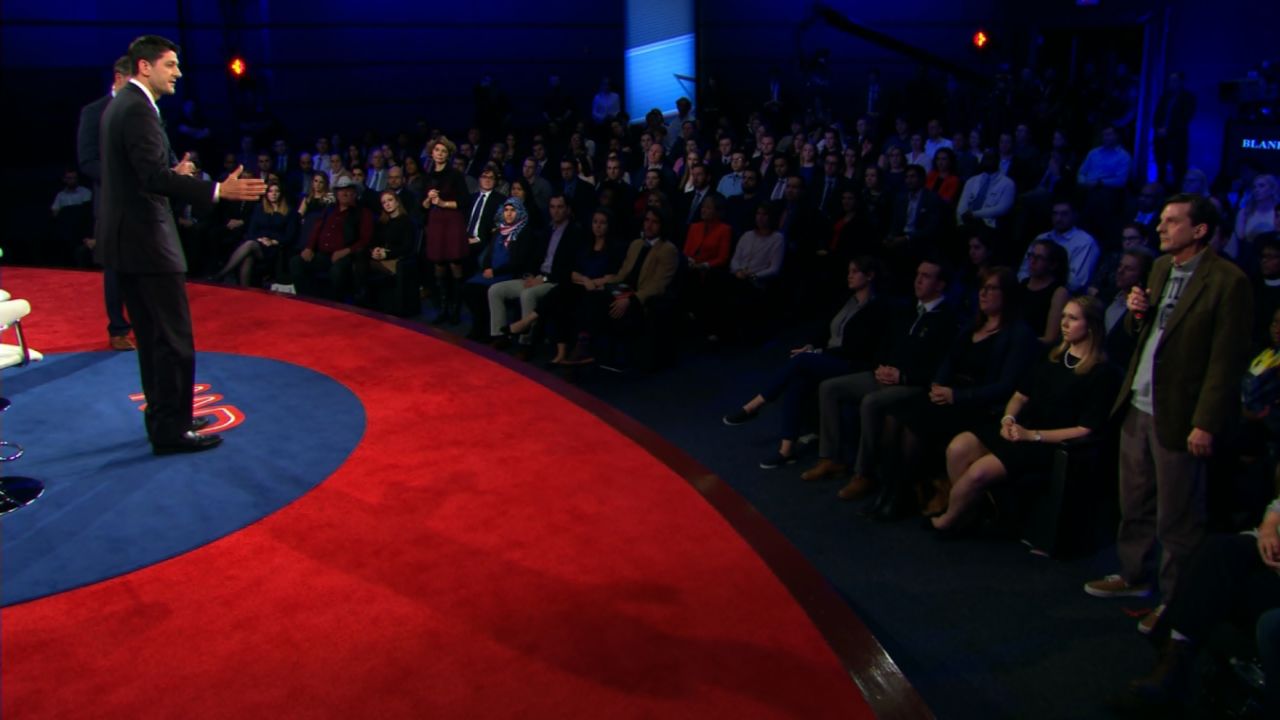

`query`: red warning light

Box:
[229,57,246,77]
[973,31,989,49]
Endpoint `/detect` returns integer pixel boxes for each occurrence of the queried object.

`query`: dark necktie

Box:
[909,303,927,335]
[468,193,487,235]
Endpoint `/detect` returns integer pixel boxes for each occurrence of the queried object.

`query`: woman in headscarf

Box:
[461,196,530,339]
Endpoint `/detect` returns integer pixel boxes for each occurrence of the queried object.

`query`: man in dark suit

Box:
[466,166,506,254]
[1086,194,1252,626]
[886,165,946,288]
[100,35,265,454]
[77,55,136,352]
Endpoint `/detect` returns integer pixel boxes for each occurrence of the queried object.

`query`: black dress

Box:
[895,331,1001,446]
[1020,279,1063,338]
[974,354,1119,477]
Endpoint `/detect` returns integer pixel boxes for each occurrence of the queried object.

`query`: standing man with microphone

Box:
[100,35,265,454]
[1084,194,1252,634]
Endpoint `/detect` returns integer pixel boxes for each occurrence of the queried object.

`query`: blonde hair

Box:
[1049,295,1107,375]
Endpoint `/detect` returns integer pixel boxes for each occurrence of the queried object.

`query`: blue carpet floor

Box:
[1,351,364,605]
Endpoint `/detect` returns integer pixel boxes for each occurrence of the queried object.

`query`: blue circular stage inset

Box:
[0,351,365,605]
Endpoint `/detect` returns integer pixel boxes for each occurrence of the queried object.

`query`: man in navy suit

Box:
[77,55,136,352]
[99,35,265,454]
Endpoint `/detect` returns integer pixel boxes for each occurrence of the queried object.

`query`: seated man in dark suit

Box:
[885,164,946,289]
[289,175,373,299]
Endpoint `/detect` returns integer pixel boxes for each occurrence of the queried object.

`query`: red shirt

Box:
[683,221,731,268]
[307,204,373,255]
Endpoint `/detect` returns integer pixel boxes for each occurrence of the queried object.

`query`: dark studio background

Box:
[1,0,1276,257]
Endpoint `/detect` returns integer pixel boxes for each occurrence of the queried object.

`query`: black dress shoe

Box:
[152,431,223,455]
[191,416,215,431]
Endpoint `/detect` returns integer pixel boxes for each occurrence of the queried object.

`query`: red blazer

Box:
[683,220,732,268]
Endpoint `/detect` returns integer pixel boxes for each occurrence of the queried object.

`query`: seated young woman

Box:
[503,208,627,364]
[930,295,1119,532]
[876,266,1038,517]
[215,181,297,286]
[1021,238,1070,346]
[578,207,680,340]
[722,256,892,468]
[352,190,417,306]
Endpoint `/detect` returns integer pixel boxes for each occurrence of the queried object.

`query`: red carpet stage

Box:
[0,268,924,719]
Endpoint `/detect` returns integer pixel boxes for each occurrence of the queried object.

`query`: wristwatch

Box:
[1033,432,1044,443]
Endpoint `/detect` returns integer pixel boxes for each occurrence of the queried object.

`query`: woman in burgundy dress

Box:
[422,137,471,324]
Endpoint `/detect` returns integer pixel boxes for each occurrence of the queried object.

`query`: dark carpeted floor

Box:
[486,317,1164,720]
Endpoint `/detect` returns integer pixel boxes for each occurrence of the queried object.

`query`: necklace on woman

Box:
[1063,350,1082,369]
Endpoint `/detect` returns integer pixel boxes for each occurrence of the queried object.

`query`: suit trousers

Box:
[488,279,555,344]
[118,272,195,444]
[817,372,922,473]
[1117,407,1207,601]
[104,268,131,337]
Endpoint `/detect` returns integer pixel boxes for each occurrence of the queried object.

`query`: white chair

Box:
[0,296,44,514]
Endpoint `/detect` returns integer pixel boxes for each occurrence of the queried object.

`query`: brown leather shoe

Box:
[109,335,136,351]
[837,474,874,500]
[800,459,847,482]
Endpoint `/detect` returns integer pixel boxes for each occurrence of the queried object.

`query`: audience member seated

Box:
[1019,239,1070,346]
[352,190,418,308]
[929,296,1119,531]
[520,156,553,214]
[1076,125,1132,235]
[885,165,946,283]
[950,226,995,316]
[488,195,583,351]
[1091,223,1155,301]
[1230,174,1278,260]
[925,147,961,206]
[462,196,531,339]
[880,145,908,199]
[860,166,892,243]
[1102,247,1155,371]
[716,150,748,198]
[214,182,297,287]
[1017,199,1100,293]
[723,257,892,469]
[956,151,1016,232]
[802,259,956,504]
[289,175,372,299]
[814,153,845,219]
[881,267,1037,518]
[1116,495,1280,713]
[583,207,680,364]
[1254,235,1280,351]
[505,208,627,364]
[904,132,928,169]
[1126,182,1165,236]
[711,203,786,340]
[681,193,732,332]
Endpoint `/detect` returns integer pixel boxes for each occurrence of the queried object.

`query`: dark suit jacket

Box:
[77,94,111,187]
[1112,249,1253,449]
[512,221,585,282]
[467,190,507,248]
[877,299,958,386]
[889,188,946,242]
[811,294,892,371]
[99,83,216,273]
